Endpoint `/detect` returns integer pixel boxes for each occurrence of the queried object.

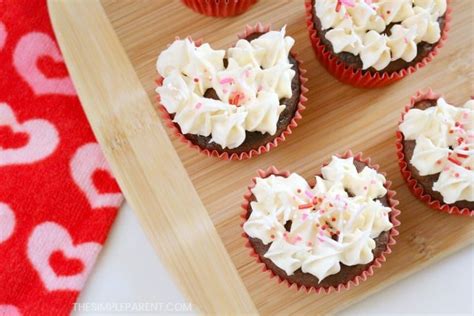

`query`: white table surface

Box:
[76,203,473,315]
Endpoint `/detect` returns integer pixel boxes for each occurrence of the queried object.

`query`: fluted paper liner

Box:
[395,89,474,216]
[156,23,308,160]
[304,0,452,88]
[240,151,401,293]
[181,0,257,17]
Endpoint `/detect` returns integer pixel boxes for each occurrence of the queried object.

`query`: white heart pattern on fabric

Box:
[27,222,101,292]
[13,32,76,96]
[70,143,123,209]
[0,22,6,51]
[0,202,15,244]
[0,103,59,166]
[0,305,21,316]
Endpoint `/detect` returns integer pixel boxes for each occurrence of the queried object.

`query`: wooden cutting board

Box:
[66,0,474,314]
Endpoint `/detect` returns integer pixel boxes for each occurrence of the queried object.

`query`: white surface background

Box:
[77,203,474,315]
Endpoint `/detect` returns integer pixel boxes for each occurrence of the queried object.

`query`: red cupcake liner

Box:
[395,89,474,216]
[240,150,401,293]
[156,23,308,160]
[181,0,257,17]
[304,0,452,88]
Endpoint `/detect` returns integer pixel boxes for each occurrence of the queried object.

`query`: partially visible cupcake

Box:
[241,152,400,292]
[397,90,474,216]
[156,24,307,160]
[305,0,451,88]
[181,0,257,17]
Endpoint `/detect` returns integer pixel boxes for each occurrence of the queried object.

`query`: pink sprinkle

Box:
[195,102,202,109]
[404,37,409,44]
[463,112,469,119]
[257,85,263,92]
[363,186,368,190]
[302,213,308,221]
[244,69,251,78]
[219,77,234,85]
[444,166,450,172]
[340,0,355,7]
[223,88,228,93]
[370,179,376,184]
[305,190,314,199]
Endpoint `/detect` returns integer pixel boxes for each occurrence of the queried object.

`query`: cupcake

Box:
[181,0,257,17]
[241,152,400,292]
[156,24,307,160]
[397,91,474,216]
[305,0,451,88]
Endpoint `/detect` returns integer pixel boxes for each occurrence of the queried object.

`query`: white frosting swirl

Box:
[243,156,393,281]
[156,27,296,149]
[314,0,447,71]
[399,98,474,204]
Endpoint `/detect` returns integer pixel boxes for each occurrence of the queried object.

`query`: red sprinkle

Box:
[457,153,469,158]
[436,160,442,164]
[455,173,460,178]
[193,77,199,82]
[448,157,462,166]
[307,241,313,247]
[331,217,336,222]
[298,203,313,210]
[457,137,465,145]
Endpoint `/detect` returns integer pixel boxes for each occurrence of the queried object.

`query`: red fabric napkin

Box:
[0,1,123,315]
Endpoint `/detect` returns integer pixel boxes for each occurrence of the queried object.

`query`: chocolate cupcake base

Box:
[157,24,307,160]
[242,152,401,292]
[401,99,474,211]
[311,0,447,74]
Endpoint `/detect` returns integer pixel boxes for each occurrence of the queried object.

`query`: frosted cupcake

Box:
[305,0,450,88]
[242,153,400,291]
[156,25,306,160]
[398,92,474,215]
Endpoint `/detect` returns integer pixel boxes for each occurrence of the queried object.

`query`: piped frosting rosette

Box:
[241,151,400,293]
[304,0,451,88]
[396,90,474,216]
[156,24,307,160]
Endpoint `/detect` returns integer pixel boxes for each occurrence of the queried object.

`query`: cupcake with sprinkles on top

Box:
[241,152,400,292]
[305,0,451,88]
[397,91,474,216]
[156,24,306,160]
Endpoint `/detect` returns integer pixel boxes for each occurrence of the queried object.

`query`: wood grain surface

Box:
[85,0,473,314]
[48,0,257,314]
